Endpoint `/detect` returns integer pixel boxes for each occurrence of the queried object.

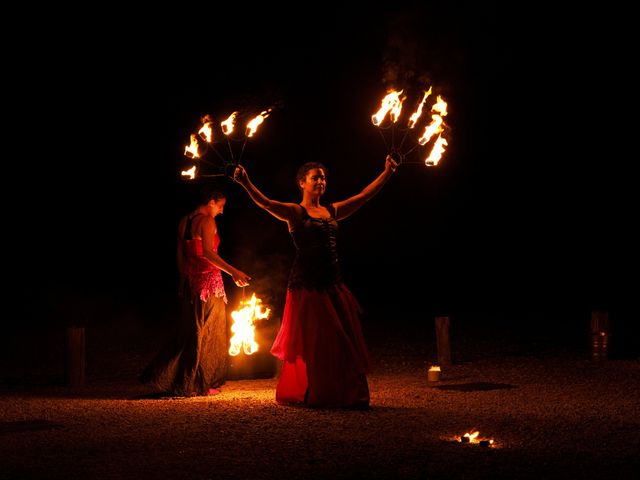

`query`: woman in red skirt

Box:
[234,156,397,408]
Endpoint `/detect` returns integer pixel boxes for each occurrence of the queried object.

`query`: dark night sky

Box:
[11,3,636,332]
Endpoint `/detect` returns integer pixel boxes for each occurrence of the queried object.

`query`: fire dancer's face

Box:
[300,168,326,196]
[207,198,226,217]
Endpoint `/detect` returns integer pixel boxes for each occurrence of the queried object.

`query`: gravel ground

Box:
[1,317,639,480]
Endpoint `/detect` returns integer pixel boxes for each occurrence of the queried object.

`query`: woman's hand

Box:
[385,155,399,174]
[232,269,251,287]
[233,165,249,185]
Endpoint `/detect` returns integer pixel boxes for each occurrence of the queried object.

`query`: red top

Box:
[184,233,226,303]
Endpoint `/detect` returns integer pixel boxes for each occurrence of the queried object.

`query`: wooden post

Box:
[590,310,609,361]
[435,316,452,367]
[65,327,86,387]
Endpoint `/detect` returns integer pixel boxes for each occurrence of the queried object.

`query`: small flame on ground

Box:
[458,430,495,446]
[464,431,480,442]
[229,293,271,356]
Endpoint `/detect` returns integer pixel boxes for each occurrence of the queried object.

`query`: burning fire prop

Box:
[228,293,271,356]
[457,430,495,448]
[371,87,450,167]
[181,109,272,181]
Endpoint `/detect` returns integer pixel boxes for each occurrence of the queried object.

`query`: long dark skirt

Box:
[140,288,228,396]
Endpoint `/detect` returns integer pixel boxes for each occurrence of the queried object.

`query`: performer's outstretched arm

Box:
[234,165,300,228]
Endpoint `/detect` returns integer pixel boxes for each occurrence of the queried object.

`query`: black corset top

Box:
[287,204,343,290]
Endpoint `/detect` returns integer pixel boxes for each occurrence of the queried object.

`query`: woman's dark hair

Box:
[296,162,328,191]
[197,186,226,206]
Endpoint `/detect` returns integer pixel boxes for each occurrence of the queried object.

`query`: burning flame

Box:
[390,92,406,123]
[371,90,404,126]
[418,96,448,144]
[181,166,196,180]
[464,431,480,442]
[246,109,272,138]
[198,122,213,143]
[370,88,450,167]
[418,115,444,145]
[459,430,494,446]
[431,95,448,117]
[184,134,200,159]
[229,293,271,356]
[425,135,448,166]
[221,112,237,136]
[407,87,432,129]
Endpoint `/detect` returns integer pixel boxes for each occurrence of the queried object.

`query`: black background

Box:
[9,3,637,351]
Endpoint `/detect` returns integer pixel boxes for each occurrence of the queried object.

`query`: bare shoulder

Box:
[266,201,304,224]
[278,201,304,212]
[287,204,306,229]
[191,215,216,238]
[200,215,216,229]
[290,202,304,213]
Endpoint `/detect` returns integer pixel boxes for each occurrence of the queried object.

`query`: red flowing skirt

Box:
[270,283,371,407]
